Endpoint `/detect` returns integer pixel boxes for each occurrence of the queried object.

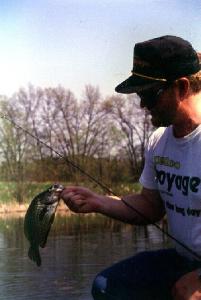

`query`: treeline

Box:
[0,84,154,203]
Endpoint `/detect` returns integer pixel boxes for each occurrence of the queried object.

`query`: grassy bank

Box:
[0,181,142,214]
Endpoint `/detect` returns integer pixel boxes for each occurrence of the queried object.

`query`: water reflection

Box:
[0,213,170,300]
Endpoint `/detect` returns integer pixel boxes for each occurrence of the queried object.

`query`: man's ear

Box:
[176,78,190,100]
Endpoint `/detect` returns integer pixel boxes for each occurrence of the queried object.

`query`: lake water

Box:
[0,213,170,300]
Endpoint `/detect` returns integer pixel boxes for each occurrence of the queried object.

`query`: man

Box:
[61,36,201,299]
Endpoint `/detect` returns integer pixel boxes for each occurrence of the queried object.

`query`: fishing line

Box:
[1,113,201,261]
[121,198,201,260]
[0,113,114,195]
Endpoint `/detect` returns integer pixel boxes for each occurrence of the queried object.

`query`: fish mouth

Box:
[44,184,64,205]
[49,184,64,193]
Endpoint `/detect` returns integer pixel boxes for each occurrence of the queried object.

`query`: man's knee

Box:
[91,274,108,299]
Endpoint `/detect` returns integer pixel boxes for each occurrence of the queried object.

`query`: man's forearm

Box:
[96,191,165,225]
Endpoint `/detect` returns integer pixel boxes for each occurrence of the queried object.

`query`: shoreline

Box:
[0,200,69,217]
[0,196,121,216]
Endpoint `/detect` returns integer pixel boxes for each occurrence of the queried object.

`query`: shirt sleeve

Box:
[139,152,157,189]
[139,131,159,190]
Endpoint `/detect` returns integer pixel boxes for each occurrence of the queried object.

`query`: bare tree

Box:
[43,85,113,180]
[0,96,33,203]
[104,94,154,179]
[0,84,154,193]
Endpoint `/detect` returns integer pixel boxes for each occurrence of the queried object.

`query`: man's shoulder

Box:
[148,127,169,147]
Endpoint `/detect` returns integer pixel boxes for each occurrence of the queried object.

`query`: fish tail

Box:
[28,246,41,267]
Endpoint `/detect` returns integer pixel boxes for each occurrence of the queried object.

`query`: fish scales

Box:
[24,184,64,266]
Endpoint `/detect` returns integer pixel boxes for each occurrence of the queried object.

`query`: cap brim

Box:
[115,74,164,94]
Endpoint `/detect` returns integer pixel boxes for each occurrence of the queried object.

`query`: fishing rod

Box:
[0,113,114,195]
[1,113,201,261]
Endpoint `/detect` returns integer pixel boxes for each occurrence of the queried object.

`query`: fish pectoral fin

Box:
[40,225,51,248]
[28,245,42,267]
[40,213,56,248]
[39,206,48,221]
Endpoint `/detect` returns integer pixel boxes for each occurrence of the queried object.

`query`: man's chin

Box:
[151,116,162,127]
[151,116,170,127]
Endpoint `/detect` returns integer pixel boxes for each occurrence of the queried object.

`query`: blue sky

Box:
[0,0,200,98]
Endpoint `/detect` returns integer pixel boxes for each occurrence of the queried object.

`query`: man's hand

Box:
[172,270,201,300]
[60,186,102,213]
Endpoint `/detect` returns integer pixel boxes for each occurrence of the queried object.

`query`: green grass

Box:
[0,181,142,204]
[0,182,17,203]
[0,181,62,204]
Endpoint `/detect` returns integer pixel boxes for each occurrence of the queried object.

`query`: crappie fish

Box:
[24,184,64,266]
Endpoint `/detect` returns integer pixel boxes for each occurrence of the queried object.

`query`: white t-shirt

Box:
[140,125,201,259]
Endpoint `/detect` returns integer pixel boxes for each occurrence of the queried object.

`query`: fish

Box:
[24,183,64,266]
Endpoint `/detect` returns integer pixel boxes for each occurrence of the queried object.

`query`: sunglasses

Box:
[137,85,168,110]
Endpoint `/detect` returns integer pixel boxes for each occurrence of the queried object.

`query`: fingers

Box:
[60,187,86,212]
[61,186,85,194]
[61,186,92,199]
[65,198,84,212]
[60,186,98,214]
[65,192,84,204]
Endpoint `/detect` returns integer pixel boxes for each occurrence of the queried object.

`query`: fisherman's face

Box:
[138,83,179,127]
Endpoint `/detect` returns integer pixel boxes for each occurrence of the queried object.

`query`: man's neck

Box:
[173,121,199,138]
[173,92,201,138]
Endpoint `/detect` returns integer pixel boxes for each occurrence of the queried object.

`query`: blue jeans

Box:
[91,248,201,300]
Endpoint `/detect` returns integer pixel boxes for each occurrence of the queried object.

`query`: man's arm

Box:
[172,270,201,300]
[98,187,165,224]
[61,186,166,225]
